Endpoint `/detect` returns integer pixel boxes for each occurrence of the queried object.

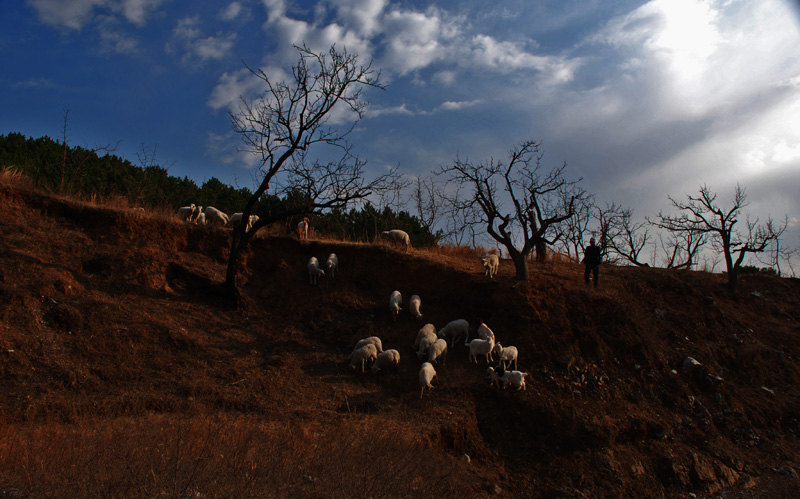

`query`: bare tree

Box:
[411,175,444,242]
[600,205,651,267]
[439,139,586,281]
[655,229,705,269]
[224,44,391,299]
[654,184,783,288]
[558,191,594,261]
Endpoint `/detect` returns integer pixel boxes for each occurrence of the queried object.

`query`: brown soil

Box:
[1,181,799,498]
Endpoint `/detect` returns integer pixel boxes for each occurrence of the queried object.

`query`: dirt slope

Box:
[1,181,799,498]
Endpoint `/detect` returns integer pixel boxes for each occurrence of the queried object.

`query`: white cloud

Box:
[27,0,164,30]
[27,0,106,30]
[329,0,387,37]
[219,2,245,21]
[168,15,237,64]
[365,103,414,118]
[436,99,483,112]
[209,69,261,111]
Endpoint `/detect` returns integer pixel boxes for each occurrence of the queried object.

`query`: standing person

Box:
[582,237,602,288]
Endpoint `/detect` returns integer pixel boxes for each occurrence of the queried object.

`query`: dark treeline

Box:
[0,133,436,247]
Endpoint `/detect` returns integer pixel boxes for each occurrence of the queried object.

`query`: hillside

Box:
[1,180,799,498]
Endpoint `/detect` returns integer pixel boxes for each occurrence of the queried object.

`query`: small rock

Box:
[761,386,776,397]
[462,453,471,463]
[750,291,763,299]
[493,484,502,494]
[682,357,702,373]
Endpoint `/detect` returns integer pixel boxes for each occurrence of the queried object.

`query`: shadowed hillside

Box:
[1,179,799,498]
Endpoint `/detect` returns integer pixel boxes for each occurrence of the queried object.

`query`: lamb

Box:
[177,203,196,222]
[380,230,411,252]
[325,253,338,278]
[308,257,326,285]
[481,254,499,278]
[349,343,378,372]
[487,367,528,391]
[414,323,437,349]
[437,319,469,348]
[416,330,438,361]
[203,206,229,227]
[352,336,383,355]
[408,294,422,321]
[467,335,495,364]
[228,213,260,232]
[297,217,309,240]
[371,349,400,375]
[427,338,448,366]
[419,362,436,399]
[492,343,519,370]
[389,290,402,321]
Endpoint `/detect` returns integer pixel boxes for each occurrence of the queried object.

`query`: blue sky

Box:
[2,0,800,265]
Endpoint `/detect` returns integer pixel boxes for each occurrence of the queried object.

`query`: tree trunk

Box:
[224,227,244,300]
[508,247,529,281]
[534,240,547,263]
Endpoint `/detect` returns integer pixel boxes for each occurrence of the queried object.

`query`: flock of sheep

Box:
[350,283,530,400]
[177,204,516,399]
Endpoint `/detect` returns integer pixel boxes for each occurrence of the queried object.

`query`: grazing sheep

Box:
[177,203,196,222]
[204,206,229,227]
[408,295,422,321]
[416,330,438,361]
[487,367,528,391]
[427,338,448,366]
[190,205,204,224]
[477,321,495,342]
[349,343,378,372]
[380,230,411,252]
[389,290,402,321]
[467,335,495,364]
[308,257,326,285]
[414,323,437,349]
[492,343,518,370]
[437,319,470,348]
[297,217,309,240]
[228,213,260,232]
[371,349,400,375]
[482,254,499,278]
[352,336,383,355]
[326,253,338,278]
[419,362,436,399]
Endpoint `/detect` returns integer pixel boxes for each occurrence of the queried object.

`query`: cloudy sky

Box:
[2,0,800,262]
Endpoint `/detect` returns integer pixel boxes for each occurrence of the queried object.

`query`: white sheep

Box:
[352,336,383,355]
[326,253,338,278]
[228,213,260,232]
[467,335,495,364]
[389,290,402,321]
[194,211,206,225]
[189,205,203,224]
[408,294,422,321]
[308,257,326,285]
[492,343,518,370]
[477,321,495,342]
[481,254,499,278]
[371,349,400,375]
[437,319,469,348]
[487,367,528,391]
[427,338,448,366]
[380,230,411,252]
[349,343,378,372]
[416,330,438,361]
[419,362,436,399]
[204,206,229,227]
[414,323,437,349]
[297,217,309,240]
[177,203,196,222]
